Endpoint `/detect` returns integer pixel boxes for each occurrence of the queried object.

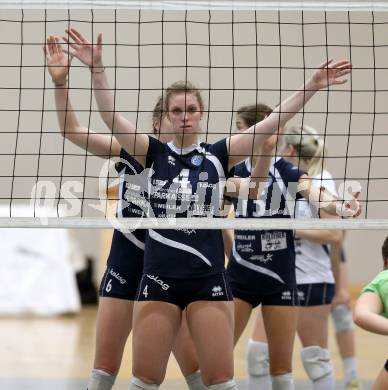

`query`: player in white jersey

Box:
[288,125,342,390]
[49,28,355,390]
[45,34,206,390]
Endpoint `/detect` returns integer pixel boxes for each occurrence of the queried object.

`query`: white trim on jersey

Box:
[167,141,202,155]
[149,229,212,267]
[117,168,146,251]
[232,244,285,284]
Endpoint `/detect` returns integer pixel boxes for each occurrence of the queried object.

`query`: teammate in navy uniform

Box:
[45,33,206,390]
[227,109,361,390]
[49,28,354,390]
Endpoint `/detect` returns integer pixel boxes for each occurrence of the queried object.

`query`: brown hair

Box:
[382,236,388,264]
[165,80,204,112]
[284,125,326,177]
[236,103,273,128]
[152,95,164,134]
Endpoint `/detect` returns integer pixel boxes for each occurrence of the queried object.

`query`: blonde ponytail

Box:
[284,125,326,177]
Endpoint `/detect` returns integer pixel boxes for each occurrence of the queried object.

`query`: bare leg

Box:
[262,305,298,376]
[372,364,388,390]
[187,301,235,386]
[94,297,133,374]
[173,310,205,390]
[247,306,271,390]
[233,298,253,344]
[132,301,182,384]
[298,305,334,390]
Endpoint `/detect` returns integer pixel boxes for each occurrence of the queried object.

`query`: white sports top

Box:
[295,170,337,285]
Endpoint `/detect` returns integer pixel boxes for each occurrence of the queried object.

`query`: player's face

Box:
[235,114,249,133]
[167,93,202,135]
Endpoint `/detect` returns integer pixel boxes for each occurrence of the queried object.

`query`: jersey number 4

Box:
[143,285,148,298]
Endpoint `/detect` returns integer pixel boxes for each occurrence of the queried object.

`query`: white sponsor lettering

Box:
[146,274,170,290]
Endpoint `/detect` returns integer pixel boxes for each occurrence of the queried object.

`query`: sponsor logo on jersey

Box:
[212,285,224,297]
[249,253,273,263]
[236,243,254,253]
[109,269,127,285]
[281,290,293,300]
[176,228,197,235]
[261,232,287,251]
[146,274,170,290]
[297,290,305,300]
[168,156,176,166]
[191,155,203,166]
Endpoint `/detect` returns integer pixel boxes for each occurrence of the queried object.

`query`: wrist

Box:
[305,78,319,91]
[90,65,105,74]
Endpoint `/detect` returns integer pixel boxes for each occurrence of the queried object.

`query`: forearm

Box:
[249,78,318,153]
[296,229,343,245]
[54,85,81,136]
[91,68,119,130]
[269,78,317,130]
[330,243,342,285]
[353,311,388,335]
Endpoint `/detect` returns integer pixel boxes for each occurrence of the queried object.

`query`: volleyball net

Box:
[0,0,388,229]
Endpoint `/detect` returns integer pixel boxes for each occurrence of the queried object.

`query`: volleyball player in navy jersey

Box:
[227,109,361,390]
[53,28,354,390]
[45,34,206,390]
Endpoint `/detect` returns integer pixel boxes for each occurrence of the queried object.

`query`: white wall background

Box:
[0,8,387,282]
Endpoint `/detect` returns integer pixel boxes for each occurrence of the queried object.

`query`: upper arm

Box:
[64,127,122,158]
[354,291,383,317]
[227,128,267,171]
[109,115,149,167]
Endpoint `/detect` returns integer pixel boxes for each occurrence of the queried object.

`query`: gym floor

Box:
[0,305,380,389]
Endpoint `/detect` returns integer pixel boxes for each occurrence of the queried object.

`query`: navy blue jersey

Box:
[106,148,145,269]
[142,136,230,278]
[227,157,305,293]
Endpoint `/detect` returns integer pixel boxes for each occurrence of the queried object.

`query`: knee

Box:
[247,339,270,377]
[332,304,353,333]
[132,371,164,386]
[301,346,333,382]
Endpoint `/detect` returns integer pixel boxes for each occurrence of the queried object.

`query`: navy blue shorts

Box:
[297,283,335,306]
[229,279,299,308]
[135,272,233,310]
[99,229,145,301]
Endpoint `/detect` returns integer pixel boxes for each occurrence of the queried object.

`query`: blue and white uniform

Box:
[227,157,305,307]
[99,148,146,300]
[136,136,233,309]
[295,170,337,306]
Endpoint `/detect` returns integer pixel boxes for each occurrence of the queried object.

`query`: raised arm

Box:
[296,209,344,245]
[227,59,351,170]
[297,176,361,218]
[63,28,148,165]
[226,131,275,199]
[44,35,121,158]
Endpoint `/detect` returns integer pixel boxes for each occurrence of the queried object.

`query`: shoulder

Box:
[274,157,305,181]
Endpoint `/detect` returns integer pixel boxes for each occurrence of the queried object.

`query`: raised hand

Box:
[63,28,103,69]
[43,35,72,85]
[309,59,352,90]
[337,191,362,218]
